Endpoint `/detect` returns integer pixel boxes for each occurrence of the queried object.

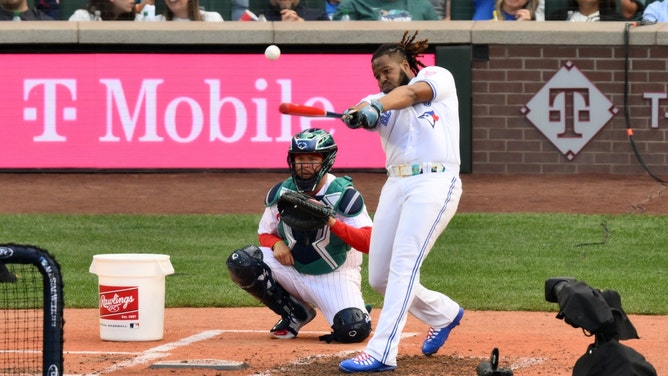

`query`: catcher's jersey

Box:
[361,65,461,172]
[258,174,373,275]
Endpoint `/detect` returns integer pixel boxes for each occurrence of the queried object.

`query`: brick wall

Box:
[471,44,668,176]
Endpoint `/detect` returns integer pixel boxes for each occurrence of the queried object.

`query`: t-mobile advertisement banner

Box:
[1,53,433,169]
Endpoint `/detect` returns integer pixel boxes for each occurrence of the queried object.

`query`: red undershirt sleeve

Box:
[329,220,371,254]
[258,233,282,250]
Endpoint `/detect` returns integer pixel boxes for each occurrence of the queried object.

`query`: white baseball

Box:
[265,45,281,61]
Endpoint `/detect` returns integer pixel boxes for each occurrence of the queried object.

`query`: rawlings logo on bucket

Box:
[99,285,139,320]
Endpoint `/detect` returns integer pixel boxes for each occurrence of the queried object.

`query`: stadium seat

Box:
[248,0,325,19]
[200,0,229,19]
[544,0,569,20]
[450,0,474,20]
[58,0,86,20]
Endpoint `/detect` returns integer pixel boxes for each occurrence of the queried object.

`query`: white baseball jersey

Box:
[363,65,461,172]
[359,65,464,366]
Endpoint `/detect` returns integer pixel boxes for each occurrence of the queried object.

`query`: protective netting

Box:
[0,263,43,376]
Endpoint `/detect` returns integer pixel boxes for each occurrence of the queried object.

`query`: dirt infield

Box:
[0,172,666,375]
[1,171,667,215]
[63,307,666,376]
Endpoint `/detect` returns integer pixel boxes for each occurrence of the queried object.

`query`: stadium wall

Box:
[1,21,667,175]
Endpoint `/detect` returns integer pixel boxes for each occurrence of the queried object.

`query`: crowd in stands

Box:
[1,0,665,22]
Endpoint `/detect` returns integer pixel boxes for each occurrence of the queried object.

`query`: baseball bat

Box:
[279,103,344,118]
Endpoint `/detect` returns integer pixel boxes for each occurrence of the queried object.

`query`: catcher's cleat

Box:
[422,306,464,356]
[270,304,317,339]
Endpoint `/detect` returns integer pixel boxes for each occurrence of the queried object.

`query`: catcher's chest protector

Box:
[271,177,359,275]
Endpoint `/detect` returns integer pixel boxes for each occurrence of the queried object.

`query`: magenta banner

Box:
[1,53,434,169]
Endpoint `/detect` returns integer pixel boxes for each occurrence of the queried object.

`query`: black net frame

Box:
[0,244,64,376]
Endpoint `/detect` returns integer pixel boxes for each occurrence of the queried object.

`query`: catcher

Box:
[227,128,374,343]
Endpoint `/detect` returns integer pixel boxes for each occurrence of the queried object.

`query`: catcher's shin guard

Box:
[226,245,310,321]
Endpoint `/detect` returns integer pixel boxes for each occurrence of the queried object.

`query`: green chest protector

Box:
[266,176,364,275]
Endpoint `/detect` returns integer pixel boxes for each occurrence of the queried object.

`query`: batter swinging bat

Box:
[279,103,344,118]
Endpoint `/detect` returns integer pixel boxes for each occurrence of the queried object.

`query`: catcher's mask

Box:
[287,128,337,192]
[324,307,371,343]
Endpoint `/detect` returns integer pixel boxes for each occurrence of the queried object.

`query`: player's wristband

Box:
[369,99,384,114]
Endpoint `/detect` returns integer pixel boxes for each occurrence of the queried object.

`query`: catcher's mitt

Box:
[277,190,334,231]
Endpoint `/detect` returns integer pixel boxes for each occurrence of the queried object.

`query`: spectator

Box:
[35,0,58,19]
[547,0,621,21]
[620,0,645,19]
[324,0,340,20]
[260,0,329,21]
[0,0,54,20]
[69,0,137,20]
[535,0,545,20]
[494,0,539,20]
[472,0,495,19]
[430,0,450,19]
[333,0,439,20]
[152,0,223,21]
[474,0,543,20]
[134,0,154,15]
[643,0,667,22]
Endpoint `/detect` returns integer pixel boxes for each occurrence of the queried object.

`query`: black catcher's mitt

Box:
[277,190,334,231]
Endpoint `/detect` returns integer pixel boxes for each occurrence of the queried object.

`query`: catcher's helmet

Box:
[331,307,372,343]
[288,128,337,192]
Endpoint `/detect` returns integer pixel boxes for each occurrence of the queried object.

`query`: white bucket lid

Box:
[89,253,175,277]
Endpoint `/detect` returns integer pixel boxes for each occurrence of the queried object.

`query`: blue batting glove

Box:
[359,100,384,129]
[342,100,384,130]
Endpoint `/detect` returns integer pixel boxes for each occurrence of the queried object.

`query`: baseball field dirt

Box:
[0,171,666,376]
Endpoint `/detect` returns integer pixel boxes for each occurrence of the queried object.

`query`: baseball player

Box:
[338,31,464,373]
[226,128,374,343]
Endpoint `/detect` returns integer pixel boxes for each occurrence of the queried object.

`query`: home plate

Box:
[150,359,248,370]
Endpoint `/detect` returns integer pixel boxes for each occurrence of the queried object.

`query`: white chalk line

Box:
[63,330,420,376]
[216,329,420,338]
[65,351,141,355]
[510,356,548,370]
[67,329,223,376]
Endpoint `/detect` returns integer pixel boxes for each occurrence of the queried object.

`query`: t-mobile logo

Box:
[549,88,589,139]
[23,79,77,142]
[522,61,618,160]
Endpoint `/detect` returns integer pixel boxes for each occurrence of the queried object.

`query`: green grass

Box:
[0,213,665,314]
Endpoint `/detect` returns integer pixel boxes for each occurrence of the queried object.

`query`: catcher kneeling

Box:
[227,128,373,343]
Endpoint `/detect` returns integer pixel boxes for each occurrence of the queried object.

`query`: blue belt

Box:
[387,163,447,177]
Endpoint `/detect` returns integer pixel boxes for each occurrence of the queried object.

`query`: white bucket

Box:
[89,253,174,341]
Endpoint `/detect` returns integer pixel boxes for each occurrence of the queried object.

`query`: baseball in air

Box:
[265,44,281,61]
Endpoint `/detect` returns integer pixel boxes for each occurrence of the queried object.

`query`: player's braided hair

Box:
[372,30,429,76]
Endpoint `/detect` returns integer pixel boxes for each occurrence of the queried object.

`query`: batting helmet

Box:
[287,128,337,192]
